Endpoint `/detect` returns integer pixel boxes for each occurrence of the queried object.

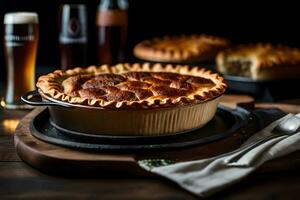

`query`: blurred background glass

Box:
[0,0,299,102]
[96,0,128,65]
[3,12,38,109]
[59,4,88,69]
[0,0,298,76]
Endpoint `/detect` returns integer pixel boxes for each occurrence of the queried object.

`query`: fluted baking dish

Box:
[22,63,226,136]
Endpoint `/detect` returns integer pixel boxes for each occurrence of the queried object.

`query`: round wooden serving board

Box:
[14,95,300,176]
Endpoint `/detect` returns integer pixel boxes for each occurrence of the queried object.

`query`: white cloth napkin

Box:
[139,113,300,197]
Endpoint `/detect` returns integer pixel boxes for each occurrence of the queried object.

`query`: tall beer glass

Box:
[3,12,39,109]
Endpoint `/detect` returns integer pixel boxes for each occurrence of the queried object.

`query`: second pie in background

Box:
[134,34,231,64]
[216,43,300,80]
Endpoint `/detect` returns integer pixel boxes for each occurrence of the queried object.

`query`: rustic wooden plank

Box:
[0,162,196,199]
[213,169,300,200]
[0,108,29,136]
[220,94,254,109]
[0,106,31,162]
[256,103,300,113]
[0,162,300,200]
[0,135,20,162]
[3,94,300,199]
[13,96,300,175]
[14,106,252,176]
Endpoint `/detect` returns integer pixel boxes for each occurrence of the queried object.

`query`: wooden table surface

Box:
[1,94,300,199]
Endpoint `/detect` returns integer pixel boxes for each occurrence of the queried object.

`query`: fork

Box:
[225,114,300,166]
[139,114,300,169]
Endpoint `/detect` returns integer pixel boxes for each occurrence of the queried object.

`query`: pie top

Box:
[217,43,300,69]
[134,34,231,63]
[37,63,226,109]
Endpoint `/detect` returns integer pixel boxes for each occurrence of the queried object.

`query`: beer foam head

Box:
[4,12,38,24]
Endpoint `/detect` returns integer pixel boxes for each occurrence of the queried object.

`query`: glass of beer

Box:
[3,12,39,109]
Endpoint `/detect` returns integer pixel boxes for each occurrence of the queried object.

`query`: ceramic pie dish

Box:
[134,34,231,63]
[23,63,226,136]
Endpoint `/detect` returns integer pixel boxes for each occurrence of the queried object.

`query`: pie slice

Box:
[216,44,300,80]
[134,34,231,63]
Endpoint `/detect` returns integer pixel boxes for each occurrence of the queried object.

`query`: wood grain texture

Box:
[2,94,300,199]
[0,136,20,161]
[14,107,146,176]
[0,108,28,136]
[220,94,254,109]
[14,105,247,176]
[256,103,300,113]
[13,95,300,176]
[1,159,300,200]
[0,162,196,199]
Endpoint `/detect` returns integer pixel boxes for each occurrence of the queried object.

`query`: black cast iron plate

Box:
[30,106,247,151]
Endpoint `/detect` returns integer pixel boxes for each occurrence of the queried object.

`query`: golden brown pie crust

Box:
[134,35,231,63]
[37,63,226,109]
[216,43,300,80]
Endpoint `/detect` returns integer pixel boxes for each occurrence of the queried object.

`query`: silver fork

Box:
[139,115,300,169]
[225,114,300,165]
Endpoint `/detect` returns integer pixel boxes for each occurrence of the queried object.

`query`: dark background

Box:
[0,0,299,83]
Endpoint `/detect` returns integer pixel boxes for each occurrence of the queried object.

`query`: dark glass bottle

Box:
[96,0,128,65]
[59,4,88,69]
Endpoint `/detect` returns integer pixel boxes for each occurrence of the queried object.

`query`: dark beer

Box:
[60,43,87,68]
[97,0,128,65]
[59,4,87,69]
[4,13,39,109]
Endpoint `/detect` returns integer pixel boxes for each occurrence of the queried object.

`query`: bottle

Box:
[59,4,88,69]
[96,0,128,65]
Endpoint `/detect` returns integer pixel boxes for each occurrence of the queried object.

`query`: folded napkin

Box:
[139,113,300,197]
